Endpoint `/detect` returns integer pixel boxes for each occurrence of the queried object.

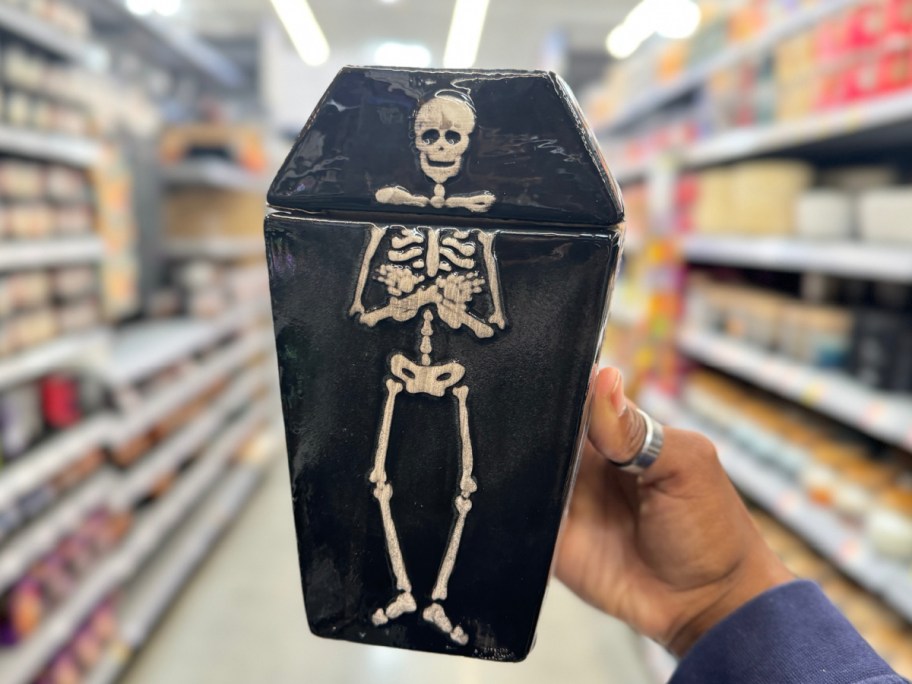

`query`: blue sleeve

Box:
[670,580,906,684]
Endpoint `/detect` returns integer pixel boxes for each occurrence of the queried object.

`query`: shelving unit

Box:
[104,301,268,388]
[0,237,105,271]
[85,0,244,88]
[682,236,912,282]
[0,3,93,62]
[640,385,912,624]
[0,329,109,391]
[0,403,268,684]
[678,327,912,451]
[601,0,865,134]
[85,461,266,684]
[0,125,102,168]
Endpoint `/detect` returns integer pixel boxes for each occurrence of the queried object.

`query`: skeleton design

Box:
[375,94,496,213]
[352,95,504,646]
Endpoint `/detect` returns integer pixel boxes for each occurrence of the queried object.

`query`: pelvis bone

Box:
[391,353,465,396]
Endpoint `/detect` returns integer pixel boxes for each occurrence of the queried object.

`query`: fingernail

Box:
[595,368,619,400]
[610,374,628,417]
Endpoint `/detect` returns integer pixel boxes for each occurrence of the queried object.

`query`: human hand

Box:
[555,367,793,656]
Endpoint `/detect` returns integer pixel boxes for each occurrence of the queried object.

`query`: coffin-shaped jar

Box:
[264,66,625,662]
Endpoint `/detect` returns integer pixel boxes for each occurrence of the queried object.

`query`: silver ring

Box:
[615,408,664,475]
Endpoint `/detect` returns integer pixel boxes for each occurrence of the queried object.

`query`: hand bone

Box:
[375,264,425,297]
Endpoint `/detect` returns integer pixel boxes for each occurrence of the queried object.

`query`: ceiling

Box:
[173,0,635,74]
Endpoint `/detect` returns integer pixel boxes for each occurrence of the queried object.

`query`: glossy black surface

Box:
[265,215,620,661]
[268,67,624,230]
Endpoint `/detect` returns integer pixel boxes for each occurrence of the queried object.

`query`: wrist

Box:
[666,548,793,657]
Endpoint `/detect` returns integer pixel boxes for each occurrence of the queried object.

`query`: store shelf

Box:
[0,237,105,271]
[85,462,265,684]
[105,301,269,387]
[682,236,912,282]
[678,328,912,451]
[0,3,92,62]
[602,0,863,133]
[639,385,912,623]
[111,365,267,509]
[0,328,109,392]
[110,331,271,446]
[0,403,267,684]
[0,473,115,595]
[162,159,268,193]
[0,414,110,512]
[164,237,266,260]
[86,0,244,88]
[0,125,102,167]
[683,89,912,167]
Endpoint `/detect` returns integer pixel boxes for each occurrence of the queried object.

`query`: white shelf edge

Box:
[111,365,268,509]
[682,236,912,282]
[164,237,266,260]
[0,237,105,271]
[105,300,270,387]
[109,330,271,445]
[0,328,110,392]
[0,473,115,595]
[0,413,111,510]
[683,89,912,167]
[0,4,92,62]
[602,0,865,132]
[0,404,268,684]
[678,328,912,451]
[162,160,268,193]
[639,385,912,624]
[0,125,101,167]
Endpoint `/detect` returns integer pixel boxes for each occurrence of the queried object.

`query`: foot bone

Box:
[422,603,469,646]
[371,592,417,626]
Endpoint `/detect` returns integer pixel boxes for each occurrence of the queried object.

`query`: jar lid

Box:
[268,67,624,231]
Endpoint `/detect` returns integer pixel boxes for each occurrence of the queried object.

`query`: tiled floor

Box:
[125,455,656,684]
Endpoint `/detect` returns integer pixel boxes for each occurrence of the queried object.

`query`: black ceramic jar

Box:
[264,67,624,662]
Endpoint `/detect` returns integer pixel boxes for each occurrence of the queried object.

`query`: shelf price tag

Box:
[800,381,825,406]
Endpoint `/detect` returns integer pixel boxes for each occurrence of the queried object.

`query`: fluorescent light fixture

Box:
[606,0,701,60]
[155,0,182,16]
[125,0,156,15]
[270,0,330,66]
[379,0,399,4]
[443,0,489,68]
[374,42,432,68]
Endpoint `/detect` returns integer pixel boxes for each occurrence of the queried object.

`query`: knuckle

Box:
[680,429,720,464]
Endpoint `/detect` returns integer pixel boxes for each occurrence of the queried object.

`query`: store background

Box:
[0,0,910,682]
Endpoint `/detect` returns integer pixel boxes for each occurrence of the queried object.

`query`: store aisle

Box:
[124,453,655,684]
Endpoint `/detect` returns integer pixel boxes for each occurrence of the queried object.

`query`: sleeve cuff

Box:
[670,580,903,684]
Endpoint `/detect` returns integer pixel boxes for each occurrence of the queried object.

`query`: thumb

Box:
[588,367,728,491]
[588,367,646,466]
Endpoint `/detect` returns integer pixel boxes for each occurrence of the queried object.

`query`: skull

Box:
[414,96,475,185]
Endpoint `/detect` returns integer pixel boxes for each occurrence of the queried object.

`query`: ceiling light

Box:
[605,0,701,60]
[125,0,156,15]
[379,0,399,4]
[270,0,330,66]
[374,42,432,68]
[155,0,182,16]
[443,0,489,68]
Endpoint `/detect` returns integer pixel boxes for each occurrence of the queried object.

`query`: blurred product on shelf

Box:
[684,273,912,392]
[682,369,912,562]
[682,158,912,243]
[1,0,90,40]
[591,0,912,174]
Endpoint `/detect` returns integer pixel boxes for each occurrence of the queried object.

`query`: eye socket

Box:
[422,129,440,145]
[437,372,452,382]
[445,131,462,145]
[402,368,416,379]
